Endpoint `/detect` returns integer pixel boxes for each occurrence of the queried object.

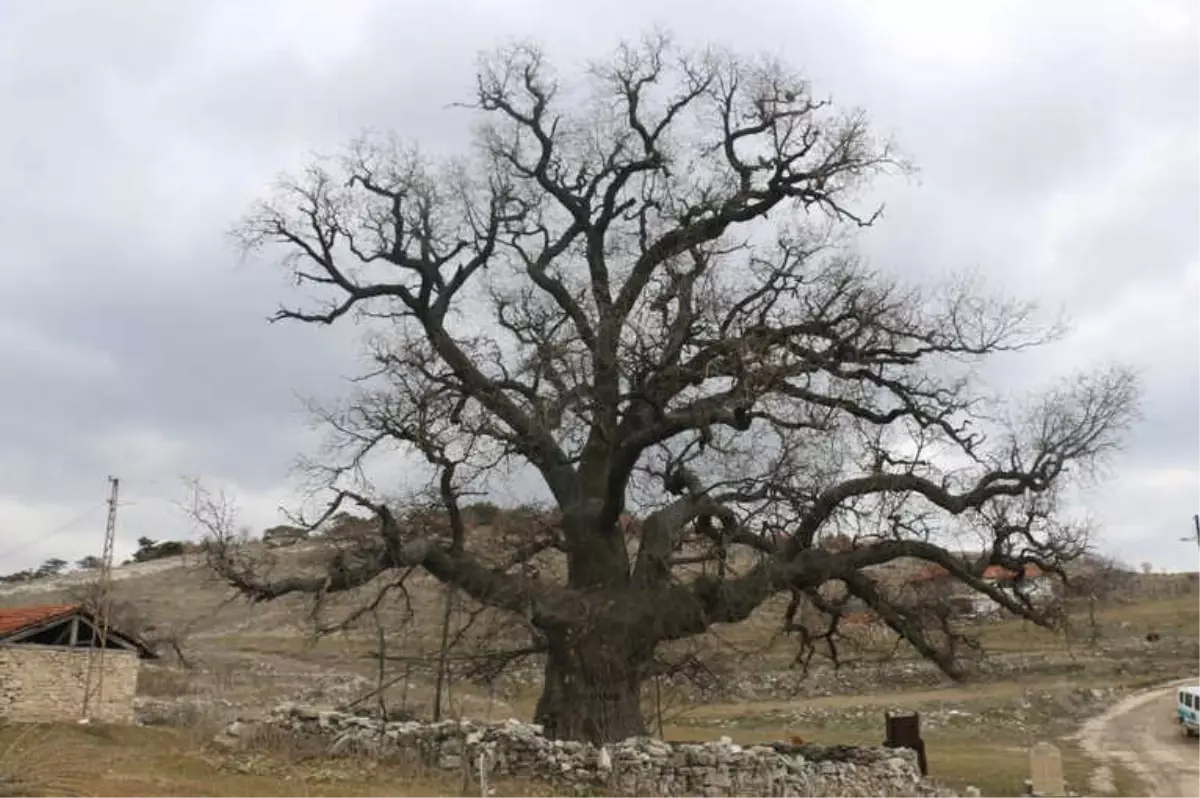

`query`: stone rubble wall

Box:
[266,704,955,797]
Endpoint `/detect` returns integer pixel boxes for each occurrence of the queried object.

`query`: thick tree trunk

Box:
[532,631,649,743]
[536,502,652,743]
[562,508,632,590]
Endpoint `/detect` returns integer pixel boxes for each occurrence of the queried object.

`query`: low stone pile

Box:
[265,704,955,797]
[135,695,239,727]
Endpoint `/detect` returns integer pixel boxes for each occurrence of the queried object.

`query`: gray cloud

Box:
[0,0,1195,572]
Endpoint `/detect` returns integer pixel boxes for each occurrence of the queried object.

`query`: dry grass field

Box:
[0,720,553,797]
[0,714,1137,798]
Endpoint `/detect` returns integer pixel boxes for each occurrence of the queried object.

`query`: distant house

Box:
[0,603,156,723]
[906,563,1057,617]
[262,524,310,548]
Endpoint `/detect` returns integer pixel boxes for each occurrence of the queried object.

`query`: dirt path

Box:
[1076,678,1199,797]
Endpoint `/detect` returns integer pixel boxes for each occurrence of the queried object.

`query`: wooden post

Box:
[884,711,927,776]
[654,674,664,738]
[433,584,457,722]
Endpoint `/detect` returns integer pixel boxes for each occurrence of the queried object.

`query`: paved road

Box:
[1076,679,1200,797]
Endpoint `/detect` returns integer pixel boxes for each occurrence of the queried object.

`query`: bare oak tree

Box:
[213,35,1139,742]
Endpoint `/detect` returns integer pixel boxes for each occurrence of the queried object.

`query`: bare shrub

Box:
[136,665,195,698]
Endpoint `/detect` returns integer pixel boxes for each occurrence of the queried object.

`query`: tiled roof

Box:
[0,602,157,659]
[0,603,83,636]
[910,565,951,583]
[909,563,1046,584]
[982,563,1045,580]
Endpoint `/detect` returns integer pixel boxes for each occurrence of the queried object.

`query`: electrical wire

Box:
[0,502,107,564]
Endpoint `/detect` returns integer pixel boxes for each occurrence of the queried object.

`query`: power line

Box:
[0,490,174,569]
[0,502,107,564]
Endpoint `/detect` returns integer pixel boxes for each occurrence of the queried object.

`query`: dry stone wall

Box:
[267,704,955,797]
[0,644,139,723]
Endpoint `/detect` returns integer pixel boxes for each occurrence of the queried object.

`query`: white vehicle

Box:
[1177,685,1199,737]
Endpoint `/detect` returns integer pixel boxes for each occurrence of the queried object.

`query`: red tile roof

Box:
[982,563,1044,581]
[0,602,157,659]
[910,565,951,583]
[0,603,83,636]
[909,563,1045,584]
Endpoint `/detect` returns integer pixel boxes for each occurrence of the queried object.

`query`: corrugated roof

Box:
[0,603,83,636]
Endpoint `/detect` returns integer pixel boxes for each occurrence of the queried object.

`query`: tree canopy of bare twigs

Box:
[207,34,1140,743]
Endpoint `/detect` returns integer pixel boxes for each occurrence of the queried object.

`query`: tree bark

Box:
[532,630,649,743]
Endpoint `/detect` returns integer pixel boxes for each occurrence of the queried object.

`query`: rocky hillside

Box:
[0,536,964,723]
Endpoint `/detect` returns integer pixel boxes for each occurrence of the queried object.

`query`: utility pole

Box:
[81,476,118,720]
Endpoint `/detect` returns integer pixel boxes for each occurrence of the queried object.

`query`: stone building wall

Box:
[268,704,955,797]
[0,644,140,723]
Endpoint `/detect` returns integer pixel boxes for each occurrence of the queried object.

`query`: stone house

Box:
[0,603,156,723]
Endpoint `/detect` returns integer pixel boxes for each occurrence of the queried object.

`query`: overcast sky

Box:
[0,0,1195,573]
